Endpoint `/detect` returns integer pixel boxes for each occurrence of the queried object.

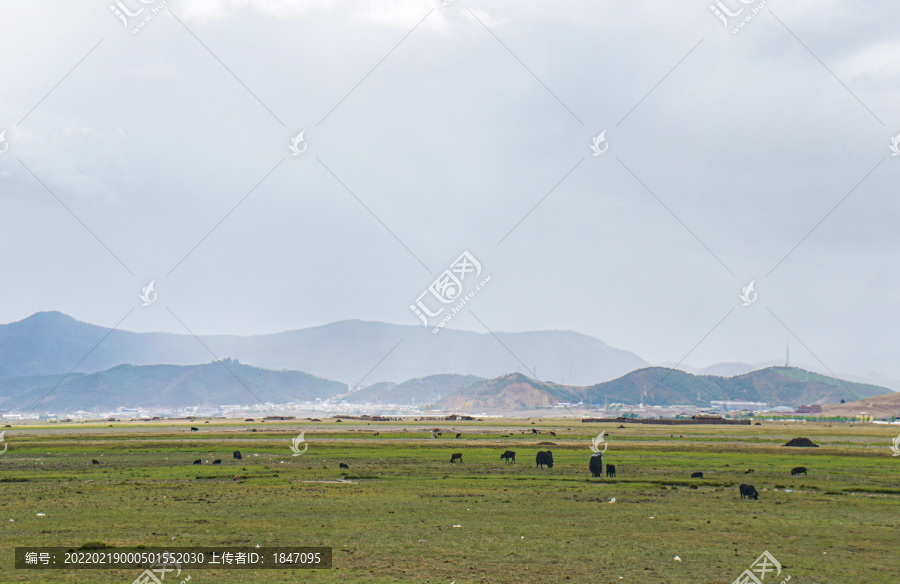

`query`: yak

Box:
[500,450,516,463]
[691,471,704,479]
[190,427,199,432]
[791,466,808,476]
[91,459,99,465]
[739,484,759,500]
[536,451,554,469]
[193,459,202,465]
[606,464,616,478]
[233,451,242,460]
[589,452,603,477]
[340,463,349,469]
[212,459,222,465]
[455,433,462,439]
[450,453,463,463]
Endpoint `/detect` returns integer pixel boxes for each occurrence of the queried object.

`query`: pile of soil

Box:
[784,437,819,447]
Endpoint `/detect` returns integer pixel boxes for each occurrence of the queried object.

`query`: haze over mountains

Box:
[0,312,894,414]
[0,312,647,387]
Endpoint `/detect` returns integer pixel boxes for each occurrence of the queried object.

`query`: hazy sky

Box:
[1,0,898,381]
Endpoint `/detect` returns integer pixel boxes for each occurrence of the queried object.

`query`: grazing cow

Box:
[339,463,349,469]
[791,466,808,476]
[691,471,703,479]
[91,459,99,465]
[190,427,199,432]
[213,459,222,465]
[549,431,556,437]
[455,433,462,439]
[450,453,463,464]
[606,464,616,478]
[193,459,202,465]
[531,429,540,435]
[500,450,516,463]
[233,451,242,460]
[233,476,242,482]
[739,484,759,500]
[373,432,379,436]
[589,452,603,477]
[744,469,754,474]
[536,451,554,469]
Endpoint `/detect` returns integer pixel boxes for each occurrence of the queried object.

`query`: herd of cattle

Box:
[442,444,806,500]
[178,426,809,500]
[447,448,808,500]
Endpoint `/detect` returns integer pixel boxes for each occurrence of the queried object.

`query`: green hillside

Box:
[437,367,892,411]
[439,373,582,410]
[583,366,887,407]
[346,374,484,405]
[0,360,345,412]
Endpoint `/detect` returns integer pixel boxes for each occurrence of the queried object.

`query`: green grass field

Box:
[0,419,897,583]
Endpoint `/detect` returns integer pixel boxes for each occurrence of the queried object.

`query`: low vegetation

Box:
[0,419,896,583]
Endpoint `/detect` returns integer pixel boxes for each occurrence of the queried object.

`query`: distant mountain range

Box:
[0,312,647,387]
[343,374,484,405]
[0,312,895,414]
[0,361,890,414]
[0,359,345,412]
[438,367,889,411]
[666,361,900,392]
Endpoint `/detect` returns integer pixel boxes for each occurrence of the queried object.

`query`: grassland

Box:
[0,418,897,583]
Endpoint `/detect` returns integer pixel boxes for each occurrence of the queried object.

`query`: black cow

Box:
[739,484,759,500]
[190,427,199,432]
[589,453,603,477]
[193,459,202,465]
[339,463,349,469]
[791,466,807,476]
[691,471,703,478]
[233,451,242,460]
[536,451,554,469]
[500,450,516,463]
[606,464,616,478]
[450,453,463,463]
[212,459,222,465]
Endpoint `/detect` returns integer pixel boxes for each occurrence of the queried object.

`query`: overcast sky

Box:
[1,0,898,382]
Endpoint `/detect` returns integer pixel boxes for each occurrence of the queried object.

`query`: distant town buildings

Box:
[710,400,769,412]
